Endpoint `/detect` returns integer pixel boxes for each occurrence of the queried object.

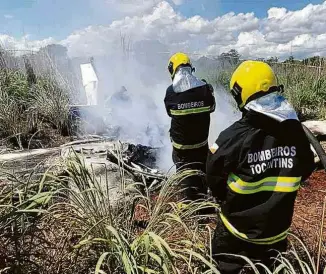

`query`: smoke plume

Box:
[80,50,240,172]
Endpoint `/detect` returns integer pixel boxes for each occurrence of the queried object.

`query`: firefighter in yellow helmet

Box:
[206,61,315,273]
[164,52,216,202]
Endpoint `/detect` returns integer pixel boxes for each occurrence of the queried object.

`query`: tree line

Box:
[217,49,326,67]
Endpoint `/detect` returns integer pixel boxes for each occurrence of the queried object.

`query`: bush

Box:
[0,67,70,148]
[28,77,70,133]
[0,70,30,102]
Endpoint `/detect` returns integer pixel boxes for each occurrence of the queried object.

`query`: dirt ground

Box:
[292,169,326,256]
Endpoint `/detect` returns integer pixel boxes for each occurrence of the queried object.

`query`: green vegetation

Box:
[0,48,72,150]
[0,154,325,273]
[0,71,70,149]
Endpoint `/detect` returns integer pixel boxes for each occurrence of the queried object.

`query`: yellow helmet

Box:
[230,60,281,109]
[168,52,192,78]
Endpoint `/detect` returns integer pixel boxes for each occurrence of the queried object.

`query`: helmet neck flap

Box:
[172,66,205,93]
[245,92,299,122]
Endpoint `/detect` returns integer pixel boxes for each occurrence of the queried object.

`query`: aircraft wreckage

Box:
[0,58,325,204]
[0,60,167,202]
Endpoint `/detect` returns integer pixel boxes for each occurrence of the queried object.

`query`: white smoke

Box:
[76,50,240,172]
[209,85,241,146]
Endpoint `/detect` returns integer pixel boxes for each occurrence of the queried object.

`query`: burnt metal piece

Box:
[124,143,159,169]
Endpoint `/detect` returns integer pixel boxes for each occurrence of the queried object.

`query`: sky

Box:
[0,0,325,59]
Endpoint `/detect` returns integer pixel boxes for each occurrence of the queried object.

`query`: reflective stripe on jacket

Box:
[170,106,214,116]
[164,83,215,150]
[227,173,301,194]
[171,139,208,150]
[219,213,289,245]
[206,110,315,243]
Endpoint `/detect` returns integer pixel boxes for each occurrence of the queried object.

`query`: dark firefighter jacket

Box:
[206,110,315,244]
[164,83,216,150]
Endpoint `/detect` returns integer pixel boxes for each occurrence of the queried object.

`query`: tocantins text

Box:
[248,146,296,175]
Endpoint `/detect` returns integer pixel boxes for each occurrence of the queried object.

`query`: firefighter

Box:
[206,61,315,273]
[164,52,216,202]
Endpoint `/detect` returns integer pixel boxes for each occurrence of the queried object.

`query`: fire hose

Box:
[302,124,326,170]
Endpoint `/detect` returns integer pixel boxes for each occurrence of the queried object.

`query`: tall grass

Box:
[50,153,219,273]
[274,65,326,120]
[0,59,70,148]
[28,77,70,133]
[0,153,325,273]
[0,170,62,273]
[0,89,25,149]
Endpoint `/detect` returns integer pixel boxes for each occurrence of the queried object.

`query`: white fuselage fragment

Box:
[80,63,99,106]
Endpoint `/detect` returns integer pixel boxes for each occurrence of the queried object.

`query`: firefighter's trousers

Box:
[172,145,208,201]
[212,215,287,274]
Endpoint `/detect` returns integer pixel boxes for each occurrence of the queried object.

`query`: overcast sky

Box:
[0,0,325,59]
